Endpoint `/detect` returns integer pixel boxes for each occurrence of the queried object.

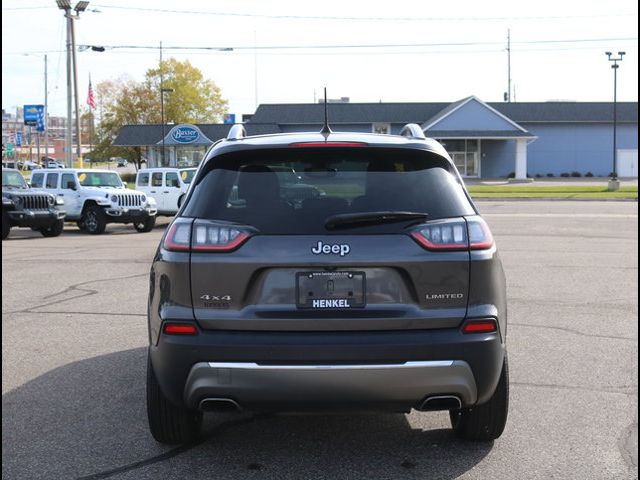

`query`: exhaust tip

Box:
[418,395,462,412]
[199,398,242,412]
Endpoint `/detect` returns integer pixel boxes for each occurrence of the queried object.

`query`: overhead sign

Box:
[171,125,199,144]
[5,143,14,157]
[223,114,236,124]
[24,105,44,127]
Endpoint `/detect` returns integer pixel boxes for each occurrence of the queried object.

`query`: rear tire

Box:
[134,216,156,233]
[146,353,202,444]
[2,211,10,240]
[41,219,64,237]
[81,205,106,235]
[450,355,509,441]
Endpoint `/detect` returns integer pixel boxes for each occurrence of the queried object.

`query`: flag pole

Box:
[89,75,92,162]
[87,74,95,164]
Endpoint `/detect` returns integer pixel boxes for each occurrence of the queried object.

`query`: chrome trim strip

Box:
[207,360,454,370]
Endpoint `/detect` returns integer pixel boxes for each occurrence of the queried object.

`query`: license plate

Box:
[296,271,366,309]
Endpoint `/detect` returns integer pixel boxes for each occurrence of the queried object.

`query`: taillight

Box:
[411,218,468,251]
[163,323,198,335]
[467,217,494,250]
[163,218,253,252]
[164,220,192,251]
[191,221,250,252]
[462,319,498,334]
[410,216,494,251]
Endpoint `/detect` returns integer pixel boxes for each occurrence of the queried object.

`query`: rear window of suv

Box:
[183,147,475,234]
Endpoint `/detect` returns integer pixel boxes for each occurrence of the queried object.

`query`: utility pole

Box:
[507,29,511,103]
[64,6,73,166]
[253,30,258,109]
[160,41,165,167]
[44,54,49,162]
[70,12,82,166]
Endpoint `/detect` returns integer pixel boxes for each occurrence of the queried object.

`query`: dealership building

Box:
[114,96,638,179]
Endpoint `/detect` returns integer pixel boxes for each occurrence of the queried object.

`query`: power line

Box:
[3,37,637,56]
[24,36,640,53]
[86,5,637,23]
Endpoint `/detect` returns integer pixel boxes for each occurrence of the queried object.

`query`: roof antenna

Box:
[320,87,332,135]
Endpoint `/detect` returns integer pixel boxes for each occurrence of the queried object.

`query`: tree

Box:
[93,60,228,169]
[145,58,227,124]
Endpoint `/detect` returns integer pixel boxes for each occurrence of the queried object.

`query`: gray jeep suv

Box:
[147,124,508,444]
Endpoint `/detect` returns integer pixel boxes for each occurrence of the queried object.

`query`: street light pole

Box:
[44,54,48,162]
[58,1,73,167]
[606,51,625,186]
[57,1,89,167]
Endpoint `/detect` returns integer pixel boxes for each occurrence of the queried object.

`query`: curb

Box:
[472,197,638,202]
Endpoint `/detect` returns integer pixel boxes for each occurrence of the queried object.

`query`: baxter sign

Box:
[171,126,199,144]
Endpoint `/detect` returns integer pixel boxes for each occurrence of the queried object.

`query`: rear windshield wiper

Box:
[325,211,429,230]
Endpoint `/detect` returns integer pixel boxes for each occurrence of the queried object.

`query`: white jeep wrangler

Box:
[30,168,157,234]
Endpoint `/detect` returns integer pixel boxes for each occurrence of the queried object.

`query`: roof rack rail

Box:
[399,123,426,140]
[226,124,247,141]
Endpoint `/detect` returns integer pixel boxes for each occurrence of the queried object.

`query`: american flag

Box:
[87,78,96,110]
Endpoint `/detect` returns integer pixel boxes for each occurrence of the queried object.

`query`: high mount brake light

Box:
[411,217,494,251]
[289,142,368,147]
[163,219,252,253]
[462,319,498,334]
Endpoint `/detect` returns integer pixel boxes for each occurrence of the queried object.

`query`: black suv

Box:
[2,168,66,239]
[147,124,508,444]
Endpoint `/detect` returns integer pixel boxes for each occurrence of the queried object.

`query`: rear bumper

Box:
[149,325,505,412]
[8,209,65,227]
[183,360,476,412]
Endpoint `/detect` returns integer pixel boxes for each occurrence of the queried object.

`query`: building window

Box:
[438,139,479,177]
[372,123,391,134]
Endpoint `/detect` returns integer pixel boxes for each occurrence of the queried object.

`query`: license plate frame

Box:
[296,271,366,309]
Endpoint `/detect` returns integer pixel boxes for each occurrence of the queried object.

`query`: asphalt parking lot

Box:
[2,201,638,480]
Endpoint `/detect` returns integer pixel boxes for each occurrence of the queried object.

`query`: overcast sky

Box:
[2,0,638,119]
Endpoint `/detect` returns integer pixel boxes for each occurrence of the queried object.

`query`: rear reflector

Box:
[289,142,368,147]
[163,323,198,335]
[462,319,498,334]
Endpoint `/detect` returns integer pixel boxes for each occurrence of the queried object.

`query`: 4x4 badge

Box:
[311,241,350,256]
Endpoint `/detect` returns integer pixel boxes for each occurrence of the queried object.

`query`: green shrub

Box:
[546,173,554,177]
[570,171,582,178]
[560,172,570,178]
[585,172,594,177]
